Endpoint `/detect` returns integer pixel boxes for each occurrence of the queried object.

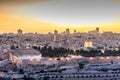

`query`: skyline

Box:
[0,0,120,33]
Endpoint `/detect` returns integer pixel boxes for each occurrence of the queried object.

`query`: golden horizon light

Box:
[0,0,120,33]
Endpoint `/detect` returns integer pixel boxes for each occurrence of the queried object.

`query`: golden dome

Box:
[84,40,93,47]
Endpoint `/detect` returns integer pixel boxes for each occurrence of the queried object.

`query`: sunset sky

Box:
[0,0,120,33]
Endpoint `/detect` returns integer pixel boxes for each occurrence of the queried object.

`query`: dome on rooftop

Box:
[84,40,93,47]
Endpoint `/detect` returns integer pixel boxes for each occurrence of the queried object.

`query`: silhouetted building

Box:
[96,27,99,32]
[74,30,76,34]
[54,30,58,34]
[66,28,70,35]
[88,27,100,34]
[17,29,22,34]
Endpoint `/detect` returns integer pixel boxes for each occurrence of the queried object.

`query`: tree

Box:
[79,63,85,69]
[11,45,16,50]
[19,69,24,74]
[40,46,73,57]
[43,76,49,80]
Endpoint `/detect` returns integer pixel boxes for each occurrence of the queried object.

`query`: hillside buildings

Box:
[0,28,120,80]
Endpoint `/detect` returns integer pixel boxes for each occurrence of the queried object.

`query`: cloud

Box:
[113,0,120,2]
[0,0,51,3]
[0,0,54,7]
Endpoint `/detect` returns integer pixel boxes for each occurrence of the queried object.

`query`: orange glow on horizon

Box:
[0,0,120,34]
[0,14,120,34]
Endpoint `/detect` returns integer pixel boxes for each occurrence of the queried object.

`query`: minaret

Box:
[53,35,57,41]
[53,30,58,41]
